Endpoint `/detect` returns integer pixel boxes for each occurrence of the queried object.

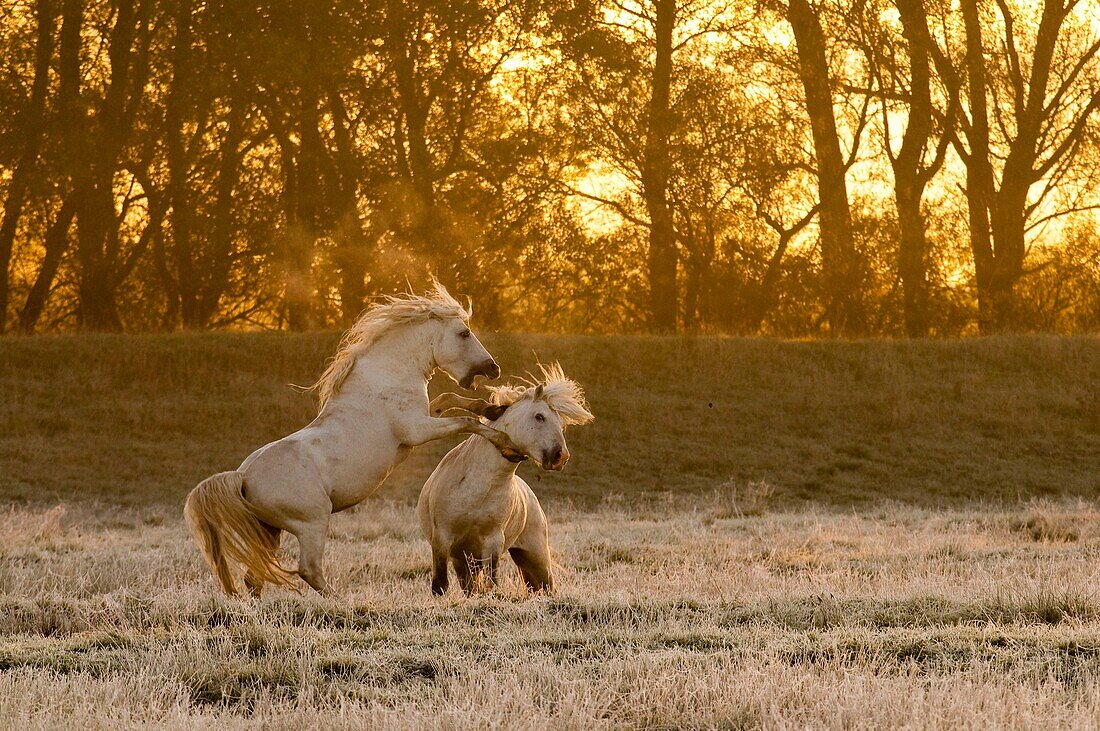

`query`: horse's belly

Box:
[327,443,412,512]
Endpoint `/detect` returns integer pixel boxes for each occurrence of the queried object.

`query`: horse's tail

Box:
[184,471,296,596]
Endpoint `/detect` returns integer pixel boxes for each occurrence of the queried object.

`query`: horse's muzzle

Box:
[460,360,500,389]
[542,446,569,471]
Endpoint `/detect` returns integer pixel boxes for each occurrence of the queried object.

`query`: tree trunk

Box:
[745,232,794,333]
[641,0,678,333]
[787,0,863,335]
[283,79,323,331]
[198,96,244,325]
[386,0,440,255]
[987,184,1029,329]
[72,0,150,331]
[986,0,1062,330]
[75,183,124,331]
[17,0,82,333]
[961,0,996,331]
[0,0,55,333]
[18,197,76,333]
[326,86,369,324]
[166,0,198,328]
[892,0,934,337]
[683,259,701,334]
[895,180,929,336]
[958,0,1085,332]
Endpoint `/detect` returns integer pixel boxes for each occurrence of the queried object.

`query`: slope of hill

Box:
[0,332,1097,508]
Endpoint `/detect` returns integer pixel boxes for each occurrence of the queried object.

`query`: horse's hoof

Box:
[483,404,508,421]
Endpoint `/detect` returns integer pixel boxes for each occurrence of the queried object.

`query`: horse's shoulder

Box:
[513,476,542,509]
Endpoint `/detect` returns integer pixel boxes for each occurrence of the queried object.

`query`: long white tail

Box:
[183,471,296,595]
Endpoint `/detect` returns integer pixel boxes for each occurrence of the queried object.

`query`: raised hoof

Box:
[501,449,528,463]
[483,404,509,421]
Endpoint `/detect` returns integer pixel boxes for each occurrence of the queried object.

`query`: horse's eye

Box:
[535,413,546,423]
[459,329,471,339]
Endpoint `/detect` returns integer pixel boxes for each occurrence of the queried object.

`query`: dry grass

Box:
[710,478,777,519]
[3,498,1100,728]
[2,333,1100,727]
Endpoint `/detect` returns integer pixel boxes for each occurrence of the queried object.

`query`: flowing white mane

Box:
[311,281,471,409]
[487,362,595,426]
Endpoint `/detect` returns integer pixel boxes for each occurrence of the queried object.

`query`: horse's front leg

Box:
[428,393,507,421]
[403,415,527,462]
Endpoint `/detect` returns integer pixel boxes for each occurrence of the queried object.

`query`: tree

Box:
[855,0,956,336]
[558,0,749,333]
[72,0,155,331]
[946,0,1100,331]
[641,0,679,333]
[0,0,54,333]
[1,0,1099,336]
[786,0,866,335]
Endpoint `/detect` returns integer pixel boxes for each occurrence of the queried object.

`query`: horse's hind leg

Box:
[291,521,332,596]
[243,524,283,598]
[509,547,554,594]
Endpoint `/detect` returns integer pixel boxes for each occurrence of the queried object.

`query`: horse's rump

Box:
[184,471,296,595]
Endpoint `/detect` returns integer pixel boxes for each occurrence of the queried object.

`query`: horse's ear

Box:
[483,403,509,421]
[534,384,544,398]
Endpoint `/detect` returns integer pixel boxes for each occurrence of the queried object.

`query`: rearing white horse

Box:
[184,282,524,597]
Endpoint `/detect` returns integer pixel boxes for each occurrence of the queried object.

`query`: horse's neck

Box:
[338,324,434,399]
[463,434,520,484]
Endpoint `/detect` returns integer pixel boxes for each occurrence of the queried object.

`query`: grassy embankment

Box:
[1,332,1097,507]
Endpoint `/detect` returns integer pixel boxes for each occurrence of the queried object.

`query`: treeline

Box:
[1,0,1099,336]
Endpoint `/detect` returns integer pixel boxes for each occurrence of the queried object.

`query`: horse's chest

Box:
[454,485,524,542]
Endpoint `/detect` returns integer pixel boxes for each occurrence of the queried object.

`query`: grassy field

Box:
[1,333,1100,728]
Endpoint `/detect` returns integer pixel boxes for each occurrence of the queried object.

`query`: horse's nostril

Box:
[550,447,562,464]
[484,361,500,379]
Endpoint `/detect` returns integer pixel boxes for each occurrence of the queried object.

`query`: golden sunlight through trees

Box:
[1,0,1100,335]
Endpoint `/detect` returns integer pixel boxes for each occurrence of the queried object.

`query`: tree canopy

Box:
[2,0,1099,335]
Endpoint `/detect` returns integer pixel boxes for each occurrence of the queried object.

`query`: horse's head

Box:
[310,280,499,410]
[486,364,594,471]
[433,314,499,390]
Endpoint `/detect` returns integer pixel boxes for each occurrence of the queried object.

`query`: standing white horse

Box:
[184,282,525,597]
[418,363,594,595]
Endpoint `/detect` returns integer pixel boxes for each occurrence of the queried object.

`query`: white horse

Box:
[418,363,594,595]
[185,283,525,597]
